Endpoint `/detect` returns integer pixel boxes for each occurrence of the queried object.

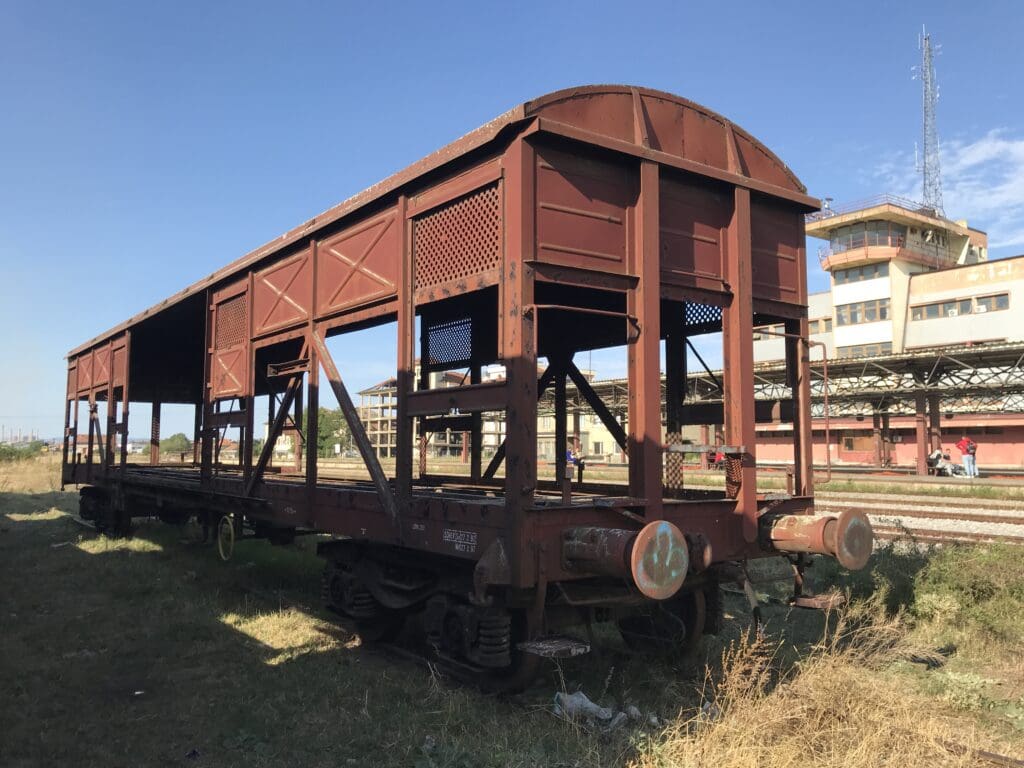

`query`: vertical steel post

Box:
[665,306,686,495]
[627,160,663,517]
[785,317,813,496]
[872,411,883,467]
[243,274,256,483]
[150,401,161,466]
[62,393,74,485]
[664,310,686,434]
[293,381,304,473]
[86,396,96,481]
[396,195,414,506]
[723,187,757,541]
[192,403,201,466]
[927,393,942,451]
[470,363,483,482]
[120,331,131,472]
[306,348,319,485]
[200,292,214,486]
[881,412,891,466]
[502,136,538,586]
[791,214,813,496]
[554,359,567,490]
[104,345,116,475]
[417,312,430,477]
[915,391,929,475]
[307,240,321,497]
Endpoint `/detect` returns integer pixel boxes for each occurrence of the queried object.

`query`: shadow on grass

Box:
[808,539,933,614]
[9,502,1006,768]
[1,508,656,768]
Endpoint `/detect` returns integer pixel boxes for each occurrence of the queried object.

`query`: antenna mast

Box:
[919,27,944,215]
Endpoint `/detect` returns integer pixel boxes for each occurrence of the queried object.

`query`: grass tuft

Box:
[634,607,985,768]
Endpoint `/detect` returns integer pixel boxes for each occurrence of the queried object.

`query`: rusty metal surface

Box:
[764,510,873,570]
[517,635,590,659]
[62,84,856,656]
[67,85,816,360]
[630,520,689,600]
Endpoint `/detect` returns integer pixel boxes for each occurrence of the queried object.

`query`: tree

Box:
[316,407,351,457]
[160,433,192,454]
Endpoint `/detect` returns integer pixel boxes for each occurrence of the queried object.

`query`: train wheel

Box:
[157,509,191,526]
[216,515,235,561]
[478,607,540,693]
[321,557,403,643]
[354,613,405,644]
[617,589,707,657]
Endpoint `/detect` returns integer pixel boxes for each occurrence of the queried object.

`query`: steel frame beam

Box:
[626,161,662,517]
[723,187,757,542]
[501,136,538,587]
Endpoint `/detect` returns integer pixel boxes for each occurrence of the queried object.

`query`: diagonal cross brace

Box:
[482,363,559,480]
[312,332,399,526]
[245,378,302,497]
[564,359,628,453]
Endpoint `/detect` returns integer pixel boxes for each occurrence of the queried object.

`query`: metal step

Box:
[517,635,591,658]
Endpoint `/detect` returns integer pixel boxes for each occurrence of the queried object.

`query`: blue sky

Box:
[2,0,1022,439]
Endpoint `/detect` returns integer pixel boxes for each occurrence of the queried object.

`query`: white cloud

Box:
[870,129,1024,250]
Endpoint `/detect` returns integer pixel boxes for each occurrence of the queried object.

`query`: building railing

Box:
[817,244,954,271]
[806,193,943,223]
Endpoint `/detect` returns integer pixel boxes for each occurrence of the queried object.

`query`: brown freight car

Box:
[62,85,872,688]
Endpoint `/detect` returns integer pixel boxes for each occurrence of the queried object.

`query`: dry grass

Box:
[634,606,1002,768]
[2,456,1022,766]
[0,452,61,493]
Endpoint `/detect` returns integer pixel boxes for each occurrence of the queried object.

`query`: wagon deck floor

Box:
[90,464,726,510]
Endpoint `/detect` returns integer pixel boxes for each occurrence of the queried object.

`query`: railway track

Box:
[815,491,1024,546]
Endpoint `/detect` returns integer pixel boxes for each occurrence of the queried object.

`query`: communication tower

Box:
[918,27,944,216]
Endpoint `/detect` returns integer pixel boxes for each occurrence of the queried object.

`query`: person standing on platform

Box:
[955,435,978,478]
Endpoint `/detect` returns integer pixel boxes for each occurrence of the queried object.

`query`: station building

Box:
[753,195,1024,471]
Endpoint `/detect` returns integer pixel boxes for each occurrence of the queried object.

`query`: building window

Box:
[807,317,833,334]
[830,223,906,256]
[752,323,784,340]
[592,441,603,455]
[976,293,1010,313]
[841,433,875,451]
[833,262,890,285]
[834,299,889,326]
[911,292,1009,320]
[836,342,892,358]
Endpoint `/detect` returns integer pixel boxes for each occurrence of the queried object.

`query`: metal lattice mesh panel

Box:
[426,317,472,370]
[724,455,743,498]
[684,302,722,332]
[663,431,685,495]
[215,296,247,350]
[413,184,501,290]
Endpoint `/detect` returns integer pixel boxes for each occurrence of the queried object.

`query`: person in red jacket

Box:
[955,435,978,478]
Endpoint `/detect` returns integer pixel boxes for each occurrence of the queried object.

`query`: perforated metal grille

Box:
[425,317,472,370]
[413,184,501,290]
[684,302,723,332]
[724,455,743,498]
[215,296,247,350]
[663,431,685,495]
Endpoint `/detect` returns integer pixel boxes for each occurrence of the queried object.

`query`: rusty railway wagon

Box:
[62,85,872,688]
